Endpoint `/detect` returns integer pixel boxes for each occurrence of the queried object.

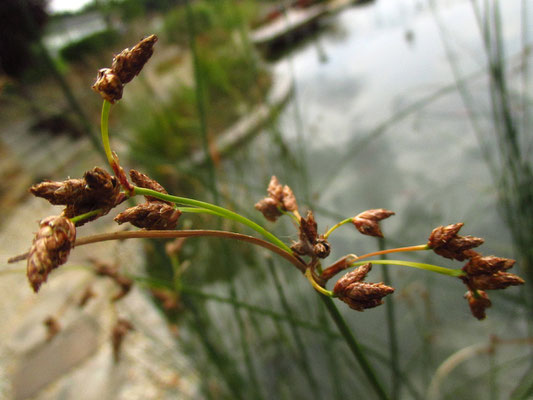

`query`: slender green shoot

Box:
[100,100,114,166]
[324,218,352,239]
[70,209,103,225]
[133,186,292,253]
[349,260,465,277]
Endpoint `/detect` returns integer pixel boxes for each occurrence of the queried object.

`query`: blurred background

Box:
[0,0,532,399]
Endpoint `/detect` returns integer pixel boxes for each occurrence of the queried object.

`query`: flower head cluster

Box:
[30,167,126,226]
[27,216,76,292]
[427,223,483,261]
[428,223,524,319]
[92,35,157,103]
[333,263,394,311]
[114,170,181,230]
[255,176,298,222]
[291,210,330,259]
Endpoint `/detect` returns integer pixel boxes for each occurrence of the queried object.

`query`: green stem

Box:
[350,260,465,277]
[320,295,390,400]
[100,100,114,167]
[324,218,352,239]
[132,186,292,253]
[305,268,334,296]
[70,209,103,225]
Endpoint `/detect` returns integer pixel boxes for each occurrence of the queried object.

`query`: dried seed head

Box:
[464,290,491,320]
[334,263,372,289]
[333,263,394,311]
[114,202,181,230]
[27,216,76,292]
[111,318,134,362]
[256,176,299,221]
[468,271,525,290]
[31,167,126,226]
[427,223,484,261]
[352,209,395,238]
[462,254,515,276]
[313,238,331,259]
[129,169,171,204]
[92,68,123,103]
[291,211,331,258]
[255,197,283,222]
[111,35,157,84]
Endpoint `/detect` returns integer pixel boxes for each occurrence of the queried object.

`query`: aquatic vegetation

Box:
[9,34,526,400]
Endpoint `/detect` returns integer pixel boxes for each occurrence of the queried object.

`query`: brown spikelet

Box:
[464,290,491,320]
[27,216,76,292]
[30,167,126,226]
[462,255,516,276]
[468,271,525,290]
[256,176,299,222]
[129,169,171,204]
[281,185,298,212]
[30,179,86,205]
[352,209,395,238]
[334,263,372,287]
[427,223,484,261]
[333,263,394,311]
[111,35,158,84]
[92,68,123,103]
[254,197,282,222]
[291,211,331,258]
[115,202,181,230]
[267,176,283,201]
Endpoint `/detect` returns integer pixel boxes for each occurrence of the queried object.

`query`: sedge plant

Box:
[8,34,525,400]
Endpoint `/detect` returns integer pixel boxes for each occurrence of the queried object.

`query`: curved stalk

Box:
[324,217,352,239]
[71,229,306,272]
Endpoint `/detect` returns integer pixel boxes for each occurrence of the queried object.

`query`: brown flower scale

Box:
[352,209,395,238]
